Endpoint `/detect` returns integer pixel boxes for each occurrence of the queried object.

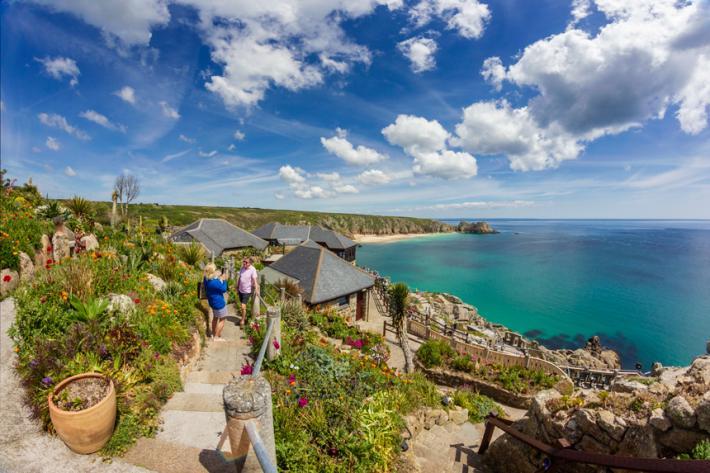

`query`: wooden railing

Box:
[478,413,710,472]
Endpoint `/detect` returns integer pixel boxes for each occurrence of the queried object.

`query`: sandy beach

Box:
[352,232,450,244]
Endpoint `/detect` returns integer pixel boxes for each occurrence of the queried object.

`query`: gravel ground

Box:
[0,297,152,473]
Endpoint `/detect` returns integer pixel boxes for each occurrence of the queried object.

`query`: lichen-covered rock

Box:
[611,378,648,394]
[107,294,136,316]
[81,234,99,251]
[146,273,167,291]
[695,392,710,433]
[687,356,710,385]
[617,423,657,458]
[1,269,19,297]
[597,409,627,441]
[649,408,672,432]
[448,406,468,425]
[52,232,71,261]
[18,252,34,282]
[665,396,696,429]
[658,428,707,454]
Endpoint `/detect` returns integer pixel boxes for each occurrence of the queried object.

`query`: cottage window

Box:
[335,295,349,307]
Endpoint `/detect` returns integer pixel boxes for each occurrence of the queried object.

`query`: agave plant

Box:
[65,196,95,220]
[36,200,72,221]
[177,242,205,266]
[69,295,109,324]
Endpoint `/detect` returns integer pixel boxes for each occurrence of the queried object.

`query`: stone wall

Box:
[484,355,710,472]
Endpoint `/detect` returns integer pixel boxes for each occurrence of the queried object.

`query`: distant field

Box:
[91,202,452,236]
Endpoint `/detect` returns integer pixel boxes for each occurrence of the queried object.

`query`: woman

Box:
[236,257,259,327]
[203,263,229,341]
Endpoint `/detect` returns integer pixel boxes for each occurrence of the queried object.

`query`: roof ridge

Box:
[310,245,325,302]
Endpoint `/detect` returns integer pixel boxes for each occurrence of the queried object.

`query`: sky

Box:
[1,0,709,219]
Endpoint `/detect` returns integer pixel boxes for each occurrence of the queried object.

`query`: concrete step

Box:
[183,382,226,394]
[164,393,224,413]
[122,437,235,473]
[157,410,227,451]
[186,371,237,385]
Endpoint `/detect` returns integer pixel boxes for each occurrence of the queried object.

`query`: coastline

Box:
[352,232,451,244]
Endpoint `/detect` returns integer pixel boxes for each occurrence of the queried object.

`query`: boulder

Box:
[448,407,469,425]
[457,221,497,234]
[107,294,136,316]
[1,269,19,297]
[52,232,71,261]
[597,409,627,441]
[18,252,34,282]
[695,393,710,433]
[658,366,687,390]
[687,356,710,385]
[649,408,672,432]
[599,350,621,369]
[658,428,708,454]
[651,362,663,376]
[146,273,167,291]
[665,396,696,429]
[611,378,648,394]
[617,423,657,458]
[81,234,99,251]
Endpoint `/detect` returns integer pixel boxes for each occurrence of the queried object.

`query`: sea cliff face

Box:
[457,221,498,234]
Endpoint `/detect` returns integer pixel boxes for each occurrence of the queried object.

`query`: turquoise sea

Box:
[357,220,710,369]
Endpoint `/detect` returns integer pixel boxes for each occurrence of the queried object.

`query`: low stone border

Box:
[415,359,534,409]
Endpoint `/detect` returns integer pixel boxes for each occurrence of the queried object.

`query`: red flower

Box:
[46,245,53,252]
[272,338,280,350]
[40,296,47,304]
[298,397,309,408]
[241,363,253,376]
[2,275,11,283]
[133,298,141,304]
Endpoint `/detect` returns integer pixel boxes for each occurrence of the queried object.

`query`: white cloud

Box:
[294,185,333,199]
[358,169,392,186]
[279,165,307,185]
[452,100,581,171]
[159,101,180,119]
[398,37,438,73]
[333,184,359,194]
[233,130,246,141]
[113,86,136,104]
[316,172,341,182]
[198,150,218,158]
[320,131,387,166]
[79,110,126,132]
[383,114,478,179]
[38,113,90,140]
[410,0,491,39]
[64,166,76,177]
[227,144,236,151]
[162,148,191,163]
[570,0,592,26]
[487,0,710,146]
[480,56,505,91]
[29,0,170,46]
[35,56,79,86]
[416,200,535,210]
[46,136,60,151]
[178,134,195,144]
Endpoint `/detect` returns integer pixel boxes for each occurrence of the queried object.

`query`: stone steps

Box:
[121,438,235,473]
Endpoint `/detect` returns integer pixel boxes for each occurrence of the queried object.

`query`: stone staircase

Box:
[123,307,251,473]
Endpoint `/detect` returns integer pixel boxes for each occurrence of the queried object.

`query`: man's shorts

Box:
[238,291,252,304]
[212,306,228,318]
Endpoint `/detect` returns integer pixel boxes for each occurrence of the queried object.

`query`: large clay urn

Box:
[48,373,116,454]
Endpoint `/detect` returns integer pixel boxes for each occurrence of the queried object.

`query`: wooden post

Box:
[266,307,281,361]
[223,375,277,470]
[478,413,498,455]
[297,294,302,306]
[280,287,286,302]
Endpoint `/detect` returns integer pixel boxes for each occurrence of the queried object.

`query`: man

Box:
[236,257,259,327]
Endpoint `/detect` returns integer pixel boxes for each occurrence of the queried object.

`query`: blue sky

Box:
[1,0,709,218]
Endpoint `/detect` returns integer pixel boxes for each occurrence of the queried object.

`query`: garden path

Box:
[122,306,252,473]
[0,298,151,473]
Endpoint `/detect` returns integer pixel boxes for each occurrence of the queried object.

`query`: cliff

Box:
[457,221,498,234]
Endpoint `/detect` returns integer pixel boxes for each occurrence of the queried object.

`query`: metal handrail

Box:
[478,413,710,472]
[252,315,275,377]
[244,420,278,473]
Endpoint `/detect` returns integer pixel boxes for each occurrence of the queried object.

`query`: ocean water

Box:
[357,220,710,369]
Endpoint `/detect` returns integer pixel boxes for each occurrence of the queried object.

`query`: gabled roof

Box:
[252,223,356,250]
[268,240,373,304]
[170,218,268,255]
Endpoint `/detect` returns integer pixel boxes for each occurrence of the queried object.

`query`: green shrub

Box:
[65,196,95,221]
[452,390,504,423]
[451,355,474,372]
[416,340,454,368]
[0,188,50,271]
[177,242,205,266]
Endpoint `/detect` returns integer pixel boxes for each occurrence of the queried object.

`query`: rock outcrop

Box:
[484,355,710,472]
[457,221,498,234]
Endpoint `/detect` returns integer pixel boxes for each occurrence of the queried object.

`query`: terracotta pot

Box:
[48,373,116,454]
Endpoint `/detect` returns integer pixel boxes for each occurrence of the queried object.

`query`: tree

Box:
[389,282,414,373]
[114,174,140,217]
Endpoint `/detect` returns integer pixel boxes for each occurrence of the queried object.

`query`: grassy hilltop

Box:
[92,201,452,236]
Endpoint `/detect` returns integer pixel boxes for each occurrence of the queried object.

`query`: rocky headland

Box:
[457,221,498,234]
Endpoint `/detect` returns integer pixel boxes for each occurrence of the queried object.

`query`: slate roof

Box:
[268,240,374,304]
[252,223,356,250]
[170,218,268,255]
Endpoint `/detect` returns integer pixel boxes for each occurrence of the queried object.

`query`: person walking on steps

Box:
[203,263,229,341]
[237,257,259,327]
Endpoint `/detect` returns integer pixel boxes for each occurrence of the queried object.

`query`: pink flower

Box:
[2,274,11,283]
[241,363,253,376]
[272,338,280,350]
[288,374,296,386]
[298,396,308,408]
[248,336,255,346]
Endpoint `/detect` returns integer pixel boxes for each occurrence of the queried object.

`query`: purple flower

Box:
[41,376,53,386]
[99,345,108,357]
[298,396,309,408]
[241,363,253,376]
[154,352,160,359]
[288,374,296,386]
[272,338,280,350]
[29,359,38,368]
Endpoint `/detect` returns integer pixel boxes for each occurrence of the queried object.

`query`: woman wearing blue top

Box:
[203,263,229,341]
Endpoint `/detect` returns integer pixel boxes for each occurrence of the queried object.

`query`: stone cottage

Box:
[252,223,358,262]
[170,218,268,258]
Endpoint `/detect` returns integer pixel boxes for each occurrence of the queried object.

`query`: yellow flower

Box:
[286,389,291,395]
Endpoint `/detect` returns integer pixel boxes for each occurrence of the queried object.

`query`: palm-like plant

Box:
[65,196,95,221]
[69,295,109,324]
[177,242,206,266]
[388,282,414,373]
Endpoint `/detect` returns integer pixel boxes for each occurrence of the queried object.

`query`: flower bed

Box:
[416,340,559,395]
[10,227,205,455]
[246,305,500,472]
[0,182,50,271]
